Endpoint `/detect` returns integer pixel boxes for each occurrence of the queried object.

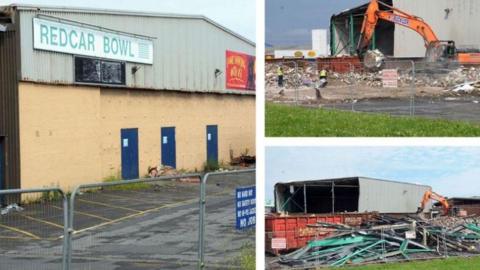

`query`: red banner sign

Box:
[226,50,255,90]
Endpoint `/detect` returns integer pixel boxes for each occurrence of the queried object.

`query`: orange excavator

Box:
[357,0,480,67]
[416,190,450,216]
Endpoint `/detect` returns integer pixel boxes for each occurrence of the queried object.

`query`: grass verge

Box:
[232,242,255,270]
[341,256,480,270]
[266,103,480,136]
[101,175,152,191]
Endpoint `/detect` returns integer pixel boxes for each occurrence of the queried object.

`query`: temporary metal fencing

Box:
[198,169,256,269]
[0,188,68,270]
[268,58,480,123]
[0,169,256,270]
[302,60,417,116]
[66,173,202,269]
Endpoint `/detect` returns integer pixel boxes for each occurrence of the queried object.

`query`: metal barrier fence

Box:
[267,59,480,123]
[0,169,256,270]
[66,173,202,270]
[198,169,256,269]
[0,188,68,270]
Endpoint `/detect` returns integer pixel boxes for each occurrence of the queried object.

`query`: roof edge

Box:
[275,176,431,188]
[3,3,255,47]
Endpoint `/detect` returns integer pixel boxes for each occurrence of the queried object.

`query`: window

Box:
[74,56,126,85]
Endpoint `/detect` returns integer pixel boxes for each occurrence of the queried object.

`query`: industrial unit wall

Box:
[274,177,432,214]
[358,177,431,213]
[12,5,255,93]
[393,0,480,57]
[18,82,255,190]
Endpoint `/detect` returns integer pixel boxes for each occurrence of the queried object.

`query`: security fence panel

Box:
[329,60,417,116]
[67,174,202,270]
[265,60,316,105]
[0,188,68,270]
[398,61,480,123]
[198,169,256,269]
[267,58,480,124]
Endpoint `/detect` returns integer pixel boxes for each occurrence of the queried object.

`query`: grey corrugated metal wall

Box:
[358,177,431,213]
[17,8,255,93]
[394,0,480,57]
[0,20,21,190]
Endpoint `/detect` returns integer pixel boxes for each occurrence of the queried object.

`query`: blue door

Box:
[206,125,218,163]
[121,129,139,180]
[161,127,176,168]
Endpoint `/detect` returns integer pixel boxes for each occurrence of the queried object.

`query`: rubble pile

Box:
[147,165,199,183]
[266,62,480,93]
[265,63,317,88]
[278,214,480,268]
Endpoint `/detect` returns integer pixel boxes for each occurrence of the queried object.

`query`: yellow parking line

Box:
[0,223,40,240]
[74,197,198,235]
[20,214,64,229]
[0,236,36,240]
[51,205,112,222]
[77,198,141,213]
[96,192,156,204]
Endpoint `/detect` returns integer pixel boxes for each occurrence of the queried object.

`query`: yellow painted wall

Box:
[18,82,255,191]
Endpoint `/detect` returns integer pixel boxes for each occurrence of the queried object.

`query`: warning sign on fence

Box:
[271,238,287,249]
[382,69,398,88]
[235,186,256,230]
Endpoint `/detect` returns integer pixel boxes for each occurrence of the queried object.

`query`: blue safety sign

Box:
[235,186,256,230]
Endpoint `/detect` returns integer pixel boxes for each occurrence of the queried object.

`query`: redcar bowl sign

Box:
[33,17,153,64]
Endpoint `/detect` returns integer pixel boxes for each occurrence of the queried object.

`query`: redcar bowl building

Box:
[0,5,255,190]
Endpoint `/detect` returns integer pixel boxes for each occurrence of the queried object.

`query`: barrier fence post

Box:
[410,60,416,116]
[62,193,69,270]
[349,62,355,112]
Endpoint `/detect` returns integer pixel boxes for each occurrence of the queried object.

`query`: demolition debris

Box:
[266,62,480,94]
[277,214,480,267]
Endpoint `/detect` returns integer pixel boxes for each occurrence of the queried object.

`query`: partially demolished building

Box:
[274,177,432,214]
[331,0,480,57]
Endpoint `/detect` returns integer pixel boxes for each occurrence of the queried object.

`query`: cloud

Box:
[433,168,480,197]
[265,147,480,201]
[0,0,256,41]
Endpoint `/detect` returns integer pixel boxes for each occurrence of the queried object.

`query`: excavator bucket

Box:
[425,42,446,63]
[363,49,385,69]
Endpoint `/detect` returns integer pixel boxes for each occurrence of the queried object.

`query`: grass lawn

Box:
[265,103,480,137]
[341,256,480,270]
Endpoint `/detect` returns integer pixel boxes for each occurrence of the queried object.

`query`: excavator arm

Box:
[357,0,440,53]
[417,190,450,215]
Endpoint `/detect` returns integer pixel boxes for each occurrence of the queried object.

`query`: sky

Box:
[266,0,368,47]
[265,146,480,204]
[0,0,255,41]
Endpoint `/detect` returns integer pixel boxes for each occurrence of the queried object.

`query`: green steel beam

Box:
[349,13,354,55]
[330,21,336,56]
[466,223,480,234]
[331,240,386,266]
[308,236,373,248]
